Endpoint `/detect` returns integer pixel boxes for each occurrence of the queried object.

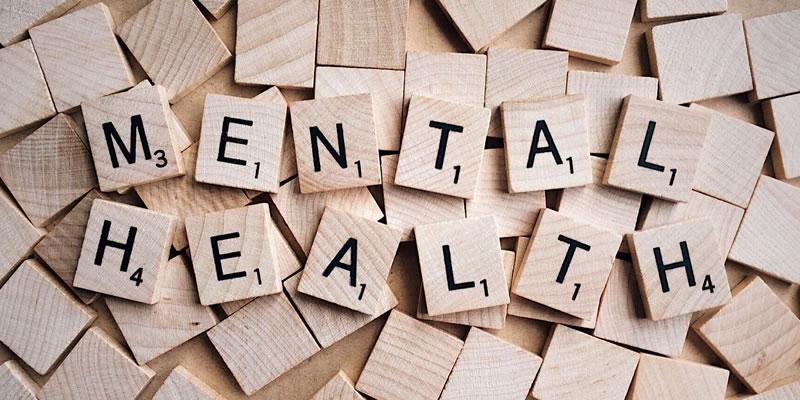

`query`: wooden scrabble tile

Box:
[502,95,593,193]
[764,92,800,180]
[0,114,95,226]
[544,0,637,65]
[566,71,659,154]
[285,272,397,348]
[415,216,509,316]
[0,259,95,374]
[315,66,405,150]
[532,324,639,400]
[235,0,317,88]
[196,94,286,192]
[744,10,800,100]
[729,176,800,284]
[153,366,225,400]
[436,0,547,51]
[312,371,364,400]
[593,259,691,357]
[403,51,487,113]
[0,39,56,137]
[130,80,192,152]
[197,0,234,19]
[381,154,465,241]
[207,291,320,395]
[270,176,383,255]
[186,204,281,305]
[317,0,408,70]
[630,354,729,399]
[356,310,464,400]
[82,85,185,192]
[693,276,800,393]
[253,87,297,184]
[440,328,542,400]
[290,94,381,193]
[117,0,232,103]
[513,209,621,320]
[299,208,401,314]
[395,96,490,199]
[106,256,218,365]
[39,327,155,399]
[642,0,726,22]
[604,96,711,202]
[746,381,800,400]
[642,190,745,258]
[0,360,39,400]
[630,218,731,320]
[0,0,79,46]
[73,199,177,304]
[28,3,134,112]
[0,187,44,283]
[485,48,568,138]
[646,14,753,104]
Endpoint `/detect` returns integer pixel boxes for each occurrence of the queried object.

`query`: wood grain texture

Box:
[317,0,408,70]
[253,87,297,184]
[311,371,363,400]
[764,92,800,180]
[355,310,464,400]
[593,259,691,357]
[130,81,192,153]
[117,0,232,103]
[502,95,592,193]
[0,39,56,137]
[153,366,226,400]
[395,95,490,199]
[0,360,39,400]
[38,327,155,400]
[532,324,639,400]
[196,0,234,19]
[235,0,317,88]
[629,354,729,400]
[207,291,320,395]
[440,328,542,400]
[744,381,800,400]
[693,276,800,393]
[604,96,711,202]
[729,176,800,284]
[315,66,405,150]
[0,0,79,46]
[647,14,752,104]
[28,3,133,112]
[0,259,95,374]
[403,51,486,114]
[641,0,726,22]
[485,48,567,138]
[544,0,637,65]
[744,10,800,101]
[0,186,44,284]
[566,71,658,154]
[435,0,547,51]
[106,256,218,365]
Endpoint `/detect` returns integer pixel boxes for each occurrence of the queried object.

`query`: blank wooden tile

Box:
[0,39,56,137]
[253,87,297,184]
[630,218,731,320]
[82,85,185,192]
[291,94,381,193]
[106,256,218,365]
[440,328,542,400]
[0,0,79,46]
[642,0,727,22]
[514,209,621,320]
[764,92,800,180]
[395,96,490,199]
[117,0,232,103]
[130,80,192,152]
[317,0,408,70]
[207,291,320,395]
[0,259,95,374]
[235,0,318,88]
[196,93,286,192]
[746,381,800,400]
[312,371,364,400]
[544,0,637,65]
[694,276,800,393]
[502,95,592,193]
[356,310,464,400]
[403,51,486,113]
[729,176,800,284]
[0,187,44,284]
[73,199,176,304]
[593,259,691,357]
[315,66,405,150]
[0,114,95,226]
[381,154,464,241]
[436,0,547,51]
[416,216,509,316]
[0,360,39,400]
[532,324,639,400]
[630,354,729,399]
[153,366,225,400]
[566,71,659,154]
[29,3,134,112]
[39,327,155,400]
[647,14,753,104]
[744,10,800,101]
[604,96,711,202]
[197,0,234,19]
